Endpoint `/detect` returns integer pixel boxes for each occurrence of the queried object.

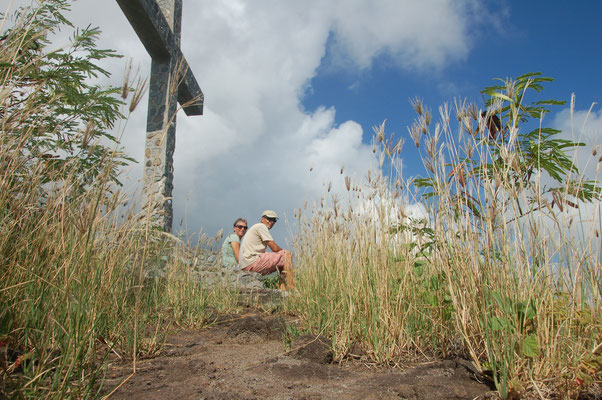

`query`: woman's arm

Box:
[231,241,241,263]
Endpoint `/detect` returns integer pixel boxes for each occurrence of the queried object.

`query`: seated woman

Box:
[220,218,248,268]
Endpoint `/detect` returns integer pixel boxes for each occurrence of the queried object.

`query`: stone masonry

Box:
[145,252,269,292]
[116,0,203,232]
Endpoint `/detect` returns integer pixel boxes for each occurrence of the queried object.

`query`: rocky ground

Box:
[101,287,498,400]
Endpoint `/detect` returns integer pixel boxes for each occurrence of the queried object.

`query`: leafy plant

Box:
[480,73,600,207]
[1,0,134,195]
[481,289,539,396]
[263,273,280,289]
[414,72,601,226]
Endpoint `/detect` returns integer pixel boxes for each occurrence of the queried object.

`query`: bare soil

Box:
[102,299,497,400]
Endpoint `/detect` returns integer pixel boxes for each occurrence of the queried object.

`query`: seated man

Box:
[239,210,294,290]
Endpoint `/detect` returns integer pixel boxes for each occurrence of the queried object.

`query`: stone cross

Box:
[116,0,203,232]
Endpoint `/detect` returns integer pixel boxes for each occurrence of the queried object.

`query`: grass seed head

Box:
[408,122,421,148]
[410,97,424,115]
[424,109,432,125]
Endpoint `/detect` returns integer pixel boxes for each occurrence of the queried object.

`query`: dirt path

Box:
[102,303,496,400]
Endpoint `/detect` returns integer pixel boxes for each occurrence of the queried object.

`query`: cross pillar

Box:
[142,0,181,232]
[116,0,203,233]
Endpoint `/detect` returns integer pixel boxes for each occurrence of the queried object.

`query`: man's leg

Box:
[277,250,294,291]
[283,251,294,290]
[243,251,293,290]
[243,252,283,275]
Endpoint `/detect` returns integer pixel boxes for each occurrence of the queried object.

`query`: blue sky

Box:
[6,0,601,244]
[303,1,602,180]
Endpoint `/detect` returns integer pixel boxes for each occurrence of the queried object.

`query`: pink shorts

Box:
[242,251,286,275]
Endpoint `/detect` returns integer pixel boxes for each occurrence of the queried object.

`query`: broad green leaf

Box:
[490,316,510,331]
[522,335,539,357]
[482,90,514,103]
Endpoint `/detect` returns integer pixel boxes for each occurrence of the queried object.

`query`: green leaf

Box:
[413,259,427,274]
[414,177,436,188]
[490,317,510,331]
[522,335,539,357]
[491,291,504,309]
[517,301,537,322]
[427,294,438,307]
[482,90,514,103]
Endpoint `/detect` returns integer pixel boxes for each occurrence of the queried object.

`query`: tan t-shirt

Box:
[239,222,273,268]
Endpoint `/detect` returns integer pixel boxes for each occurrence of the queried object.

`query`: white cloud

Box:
[535,103,602,258]
[328,0,472,70]
[552,104,602,183]
[9,0,485,241]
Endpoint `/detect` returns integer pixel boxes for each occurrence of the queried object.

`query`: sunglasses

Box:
[265,217,277,223]
[235,225,248,229]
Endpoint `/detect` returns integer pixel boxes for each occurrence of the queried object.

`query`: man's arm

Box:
[265,240,283,253]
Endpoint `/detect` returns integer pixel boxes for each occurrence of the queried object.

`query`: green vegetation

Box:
[290,74,601,398]
[262,273,280,289]
[1,0,134,191]
[0,2,239,398]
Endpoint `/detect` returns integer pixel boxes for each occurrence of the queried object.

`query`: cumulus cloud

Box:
[328,0,472,70]
[547,103,602,253]
[552,103,602,183]
[9,0,486,240]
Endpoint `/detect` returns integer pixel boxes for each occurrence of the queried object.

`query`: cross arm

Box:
[175,52,204,115]
[115,0,203,115]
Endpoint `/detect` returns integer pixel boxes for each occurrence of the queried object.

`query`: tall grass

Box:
[0,3,239,398]
[0,162,235,398]
[290,88,601,398]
